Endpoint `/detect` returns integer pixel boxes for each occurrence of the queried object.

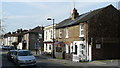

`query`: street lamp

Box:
[47,18,55,58]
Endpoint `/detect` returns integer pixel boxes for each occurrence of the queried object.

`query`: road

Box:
[0,49,68,68]
[0,49,120,68]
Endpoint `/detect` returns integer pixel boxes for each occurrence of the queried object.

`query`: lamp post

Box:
[47,18,55,58]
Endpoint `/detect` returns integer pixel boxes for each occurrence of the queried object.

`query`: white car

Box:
[13,50,36,66]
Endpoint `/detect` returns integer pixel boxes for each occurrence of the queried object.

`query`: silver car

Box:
[7,50,18,61]
[13,50,36,66]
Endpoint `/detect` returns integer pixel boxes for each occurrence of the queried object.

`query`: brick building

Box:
[23,26,44,50]
[55,5,120,61]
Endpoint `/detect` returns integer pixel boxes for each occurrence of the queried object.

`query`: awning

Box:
[54,41,65,46]
[54,41,62,45]
[44,41,53,43]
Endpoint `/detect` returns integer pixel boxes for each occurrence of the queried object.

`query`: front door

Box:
[72,41,86,62]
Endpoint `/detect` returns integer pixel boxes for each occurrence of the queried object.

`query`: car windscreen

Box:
[18,51,33,56]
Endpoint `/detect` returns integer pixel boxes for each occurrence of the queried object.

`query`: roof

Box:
[27,26,44,33]
[11,33,20,37]
[44,24,56,30]
[4,30,28,37]
[23,26,44,35]
[54,41,64,45]
[56,5,116,29]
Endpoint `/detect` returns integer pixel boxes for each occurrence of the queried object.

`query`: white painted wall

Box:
[72,41,87,62]
[3,36,18,46]
[44,24,56,53]
[17,42,22,49]
[44,43,52,53]
[23,33,29,49]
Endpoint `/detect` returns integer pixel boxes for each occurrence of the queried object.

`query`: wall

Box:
[29,32,44,50]
[23,33,29,49]
[55,23,88,60]
[88,6,120,60]
[44,25,56,54]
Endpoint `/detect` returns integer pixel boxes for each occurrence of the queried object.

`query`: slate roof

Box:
[25,26,44,33]
[28,26,43,32]
[4,30,28,37]
[56,5,115,29]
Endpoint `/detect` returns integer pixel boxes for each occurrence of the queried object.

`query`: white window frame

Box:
[38,33,42,39]
[96,44,101,49]
[79,24,84,37]
[46,31,47,40]
[65,27,69,38]
[49,45,51,50]
[50,29,53,39]
[59,29,62,38]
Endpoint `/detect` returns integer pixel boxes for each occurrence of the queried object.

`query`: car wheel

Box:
[32,64,37,67]
[13,60,16,64]
[13,60,18,65]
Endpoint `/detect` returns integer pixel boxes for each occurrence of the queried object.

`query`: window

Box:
[80,44,85,56]
[96,44,101,49]
[51,30,53,39]
[74,45,77,54]
[56,47,62,52]
[38,33,42,39]
[66,27,69,38]
[49,45,51,50]
[81,50,85,56]
[59,29,62,38]
[46,31,47,40]
[80,44,85,49]
[46,44,47,50]
[79,24,84,37]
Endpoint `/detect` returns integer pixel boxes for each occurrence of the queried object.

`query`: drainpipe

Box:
[89,37,93,62]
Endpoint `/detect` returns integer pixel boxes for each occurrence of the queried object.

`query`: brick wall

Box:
[88,6,120,60]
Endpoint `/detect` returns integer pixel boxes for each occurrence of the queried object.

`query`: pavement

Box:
[31,51,120,67]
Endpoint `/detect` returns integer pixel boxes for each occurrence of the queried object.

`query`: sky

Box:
[1,0,120,33]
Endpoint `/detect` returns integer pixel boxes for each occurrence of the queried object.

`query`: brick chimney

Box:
[72,8,79,20]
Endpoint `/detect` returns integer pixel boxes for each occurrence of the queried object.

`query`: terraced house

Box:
[22,26,44,50]
[55,5,120,62]
[44,24,56,55]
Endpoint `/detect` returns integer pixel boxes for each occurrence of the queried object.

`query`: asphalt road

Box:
[0,49,120,68]
[0,49,67,68]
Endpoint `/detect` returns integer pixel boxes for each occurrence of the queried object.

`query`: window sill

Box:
[65,36,69,38]
[59,37,62,39]
[79,35,84,37]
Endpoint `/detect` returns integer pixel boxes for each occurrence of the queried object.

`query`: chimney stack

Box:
[72,8,79,20]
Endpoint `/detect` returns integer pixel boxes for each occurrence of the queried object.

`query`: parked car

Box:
[7,50,18,61]
[9,46,15,50]
[13,50,36,66]
[2,46,15,50]
[0,45,2,49]
[2,46,10,50]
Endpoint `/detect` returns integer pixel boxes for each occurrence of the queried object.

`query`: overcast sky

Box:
[1,0,120,33]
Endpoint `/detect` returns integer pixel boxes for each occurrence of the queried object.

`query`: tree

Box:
[12,42,18,49]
